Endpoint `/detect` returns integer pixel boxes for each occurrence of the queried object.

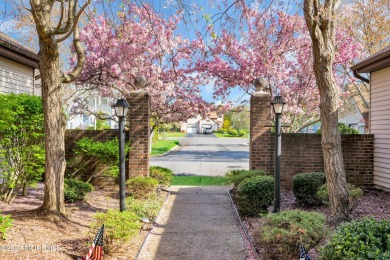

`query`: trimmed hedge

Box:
[226,169,265,187]
[257,210,327,259]
[236,176,274,216]
[292,172,326,206]
[320,217,390,259]
[126,177,158,199]
[64,178,94,202]
[149,166,173,187]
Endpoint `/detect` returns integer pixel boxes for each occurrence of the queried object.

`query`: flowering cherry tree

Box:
[78,4,214,128]
[194,7,362,132]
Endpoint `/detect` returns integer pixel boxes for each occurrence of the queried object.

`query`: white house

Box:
[181,112,223,134]
[66,92,117,129]
[0,32,40,95]
[351,45,390,191]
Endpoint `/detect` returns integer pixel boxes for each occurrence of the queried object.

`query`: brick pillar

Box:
[250,90,273,174]
[128,90,150,177]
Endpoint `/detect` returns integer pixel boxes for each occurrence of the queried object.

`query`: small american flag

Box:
[82,224,104,260]
[299,240,311,260]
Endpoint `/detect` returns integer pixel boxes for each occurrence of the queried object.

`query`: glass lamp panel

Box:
[273,103,284,114]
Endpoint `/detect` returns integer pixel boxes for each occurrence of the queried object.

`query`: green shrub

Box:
[149,166,173,187]
[126,177,158,199]
[317,183,363,210]
[236,176,274,216]
[226,169,265,187]
[228,129,238,136]
[102,166,119,177]
[126,195,165,220]
[225,169,264,177]
[90,209,141,253]
[0,211,13,240]
[317,123,359,134]
[216,128,226,134]
[256,210,327,259]
[64,178,94,202]
[0,94,45,203]
[238,129,248,136]
[68,137,130,178]
[292,172,326,206]
[320,217,390,259]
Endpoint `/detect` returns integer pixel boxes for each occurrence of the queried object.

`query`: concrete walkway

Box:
[136,186,249,260]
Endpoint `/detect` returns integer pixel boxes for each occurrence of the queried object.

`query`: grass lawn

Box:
[159,132,187,138]
[172,176,230,186]
[151,139,179,156]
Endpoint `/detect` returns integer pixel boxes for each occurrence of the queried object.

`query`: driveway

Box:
[151,134,249,176]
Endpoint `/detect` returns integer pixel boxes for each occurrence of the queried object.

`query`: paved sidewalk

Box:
[136,186,249,260]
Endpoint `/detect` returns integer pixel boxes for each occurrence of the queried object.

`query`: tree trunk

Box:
[38,37,66,215]
[304,0,349,223]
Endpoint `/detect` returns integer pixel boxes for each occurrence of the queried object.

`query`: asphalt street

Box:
[150,134,250,176]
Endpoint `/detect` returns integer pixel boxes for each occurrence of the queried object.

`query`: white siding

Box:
[371,67,390,189]
[0,56,36,95]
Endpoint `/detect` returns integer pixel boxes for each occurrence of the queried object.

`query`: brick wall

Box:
[250,95,374,188]
[65,90,152,180]
[128,91,150,177]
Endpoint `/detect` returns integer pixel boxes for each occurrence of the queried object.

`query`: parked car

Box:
[204,128,213,134]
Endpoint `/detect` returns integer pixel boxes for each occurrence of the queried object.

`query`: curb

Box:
[151,144,181,157]
[228,189,260,260]
[151,137,189,157]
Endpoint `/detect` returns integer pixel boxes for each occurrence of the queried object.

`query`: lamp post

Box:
[271,95,285,213]
[113,99,129,212]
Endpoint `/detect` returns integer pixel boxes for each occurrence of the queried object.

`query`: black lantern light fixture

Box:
[271,95,286,115]
[113,98,129,212]
[113,99,129,118]
[270,95,285,213]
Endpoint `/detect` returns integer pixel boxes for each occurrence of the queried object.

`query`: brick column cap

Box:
[252,91,270,97]
[129,90,150,98]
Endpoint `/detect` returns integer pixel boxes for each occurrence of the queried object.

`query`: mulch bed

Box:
[240,188,390,260]
[0,183,165,260]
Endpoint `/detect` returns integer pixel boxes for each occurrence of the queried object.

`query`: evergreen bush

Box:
[68,137,129,178]
[226,169,265,187]
[256,210,327,259]
[238,129,248,136]
[0,94,45,203]
[64,178,94,202]
[292,172,326,206]
[149,166,173,187]
[126,177,158,199]
[228,129,238,136]
[236,176,274,216]
[320,217,390,259]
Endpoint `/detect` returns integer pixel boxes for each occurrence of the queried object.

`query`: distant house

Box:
[0,32,40,95]
[351,45,390,191]
[181,112,223,134]
[66,93,117,129]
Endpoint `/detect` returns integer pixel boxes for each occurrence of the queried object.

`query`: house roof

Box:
[351,45,390,74]
[208,112,218,119]
[0,32,39,69]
